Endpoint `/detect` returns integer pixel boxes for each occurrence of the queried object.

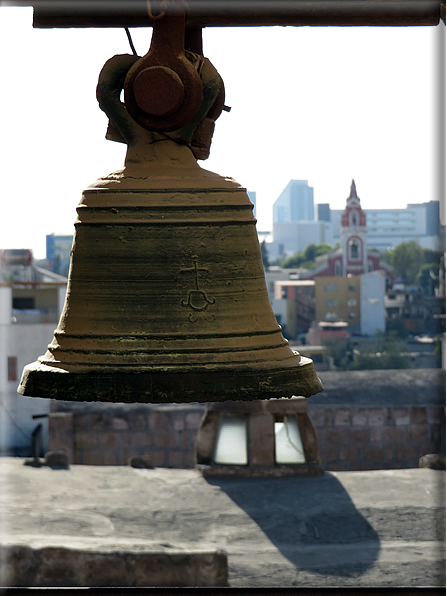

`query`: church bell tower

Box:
[340,180,367,276]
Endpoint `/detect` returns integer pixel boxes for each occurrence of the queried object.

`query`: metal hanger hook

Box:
[147,0,189,21]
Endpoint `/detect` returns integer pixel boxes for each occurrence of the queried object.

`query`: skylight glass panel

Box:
[214,416,248,465]
[275,416,305,464]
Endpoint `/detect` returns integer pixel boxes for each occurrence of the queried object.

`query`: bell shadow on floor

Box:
[205,472,381,577]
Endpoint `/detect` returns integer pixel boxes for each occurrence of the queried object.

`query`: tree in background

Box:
[322,336,350,370]
[323,331,412,371]
[383,242,443,287]
[383,241,424,284]
[282,243,333,269]
[349,331,411,370]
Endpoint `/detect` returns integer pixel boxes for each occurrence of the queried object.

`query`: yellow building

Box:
[315,276,360,326]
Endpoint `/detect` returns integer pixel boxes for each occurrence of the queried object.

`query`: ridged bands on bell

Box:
[75,206,255,225]
[39,327,294,368]
[77,188,255,225]
[18,137,324,403]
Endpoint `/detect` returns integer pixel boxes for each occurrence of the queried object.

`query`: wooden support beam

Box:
[2,0,441,28]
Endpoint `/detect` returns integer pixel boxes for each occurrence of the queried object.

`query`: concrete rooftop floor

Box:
[0,457,445,588]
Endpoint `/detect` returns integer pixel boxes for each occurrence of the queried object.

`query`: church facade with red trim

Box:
[302,181,393,281]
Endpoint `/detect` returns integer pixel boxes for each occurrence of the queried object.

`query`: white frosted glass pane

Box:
[275,416,305,464]
[214,416,248,465]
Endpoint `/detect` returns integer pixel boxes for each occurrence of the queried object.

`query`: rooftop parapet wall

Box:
[309,402,445,471]
[48,369,445,471]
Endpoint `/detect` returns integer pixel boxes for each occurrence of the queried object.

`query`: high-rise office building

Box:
[417,200,440,236]
[46,234,73,278]
[273,180,314,224]
[317,203,331,222]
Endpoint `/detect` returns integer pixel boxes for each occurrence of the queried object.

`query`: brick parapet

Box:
[48,403,445,471]
[307,404,445,471]
[68,407,205,467]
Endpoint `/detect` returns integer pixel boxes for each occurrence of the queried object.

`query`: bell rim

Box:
[18,359,324,403]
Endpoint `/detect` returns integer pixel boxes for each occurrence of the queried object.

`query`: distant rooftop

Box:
[0,249,67,284]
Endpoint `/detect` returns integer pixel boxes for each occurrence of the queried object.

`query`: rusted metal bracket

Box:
[22,0,445,28]
[123,0,204,132]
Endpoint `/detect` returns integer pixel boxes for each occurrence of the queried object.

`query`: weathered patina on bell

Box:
[18,5,323,404]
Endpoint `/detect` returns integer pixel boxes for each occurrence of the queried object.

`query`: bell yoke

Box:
[18,0,323,404]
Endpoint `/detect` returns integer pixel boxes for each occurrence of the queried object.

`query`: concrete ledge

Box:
[198,463,325,478]
[1,544,228,587]
[1,461,444,587]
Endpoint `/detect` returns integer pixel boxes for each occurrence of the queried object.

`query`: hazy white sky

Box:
[0,8,444,259]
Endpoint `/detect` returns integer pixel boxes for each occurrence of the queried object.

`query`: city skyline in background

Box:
[0,8,445,259]
[264,178,443,261]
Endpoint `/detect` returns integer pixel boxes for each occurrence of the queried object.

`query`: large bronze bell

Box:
[18,6,323,404]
